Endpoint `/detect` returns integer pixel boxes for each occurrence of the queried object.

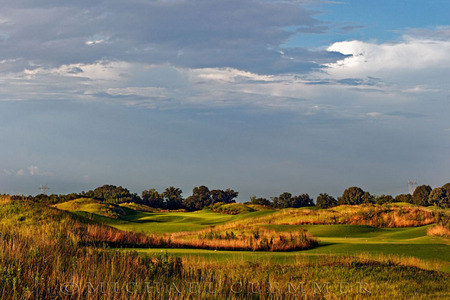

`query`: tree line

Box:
[8,182,450,211]
[248,183,450,209]
[313,183,450,209]
[11,184,239,211]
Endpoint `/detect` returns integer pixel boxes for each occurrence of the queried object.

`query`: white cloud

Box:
[106,87,167,96]
[404,26,450,41]
[3,169,12,175]
[402,86,440,94]
[0,26,448,122]
[0,17,9,25]
[3,168,37,177]
[325,38,450,78]
[28,165,53,176]
[189,67,275,83]
[366,112,382,118]
[23,61,131,81]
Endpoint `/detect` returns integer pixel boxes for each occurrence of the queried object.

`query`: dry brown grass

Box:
[169,226,317,251]
[233,205,439,228]
[427,225,450,239]
[1,199,449,299]
[0,194,11,205]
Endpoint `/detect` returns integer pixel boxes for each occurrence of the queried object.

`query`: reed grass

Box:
[1,197,449,299]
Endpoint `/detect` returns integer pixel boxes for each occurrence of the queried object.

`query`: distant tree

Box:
[210,189,238,204]
[338,187,365,205]
[374,194,394,205]
[17,192,81,204]
[428,187,448,208]
[182,196,196,211]
[65,193,80,202]
[86,185,140,204]
[183,185,211,211]
[292,194,314,207]
[442,183,450,196]
[270,197,279,208]
[439,183,450,208]
[221,188,239,203]
[394,193,413,203]
[210,190,222,205]
[271,192,313,208]
[272,192,292,209]
[362,192,375,204]
[33,193,49,203]
[316,193,337,209]
[249,196,272,206]
[142,189,164,208]
[163,187,183,209]
[412,185,432,206]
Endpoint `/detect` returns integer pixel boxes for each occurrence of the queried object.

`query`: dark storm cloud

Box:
[0,0,338,73]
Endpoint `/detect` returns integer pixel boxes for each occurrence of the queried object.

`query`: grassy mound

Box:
[210,202,255,215]
[53,198,126,218]
[1,196,449,298]
[239,204,443,228]
[119,202,158,212]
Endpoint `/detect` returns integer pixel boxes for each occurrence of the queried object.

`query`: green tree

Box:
[292,194,314,207]
[272,192,292,208]
[394,193,413,203]
[249,196,272,206]
[439,183,450,208]
[210,188,238,204]
[183,185,211,211]
[163,187,183,209]
[271,192,313,208]
[441,183,450,196]
[428,187,448,207]
[142,189,164,208]
[412,185,432,206]
[316,193,337,209]
[338,187,365,205]
[362,192,375,204]
[86,185,140,204]
[374,194,394,205]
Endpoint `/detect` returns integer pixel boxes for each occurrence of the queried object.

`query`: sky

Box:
[1,0,449,201]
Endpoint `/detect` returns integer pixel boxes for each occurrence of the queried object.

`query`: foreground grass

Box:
[1,197,449,299]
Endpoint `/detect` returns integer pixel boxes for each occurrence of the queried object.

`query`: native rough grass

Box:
[1,196,449,299]
[234,204,438,228]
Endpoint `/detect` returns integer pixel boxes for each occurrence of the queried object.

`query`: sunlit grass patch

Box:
[54,198,126,218]
[427,225,450,239]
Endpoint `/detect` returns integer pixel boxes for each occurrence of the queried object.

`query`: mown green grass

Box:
[59,199,277,234]
[54,199,450,272]
[2,197,449,299]
[53,198,126,218]
[265,224,437,242]
[131,241,449,272]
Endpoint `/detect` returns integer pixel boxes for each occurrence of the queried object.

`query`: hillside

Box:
[1,196,449,299]
[51,198,450,271]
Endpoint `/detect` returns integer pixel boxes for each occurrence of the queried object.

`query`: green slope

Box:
[53,200,449,272]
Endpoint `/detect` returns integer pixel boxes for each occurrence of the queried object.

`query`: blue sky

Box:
[0,0,449,200]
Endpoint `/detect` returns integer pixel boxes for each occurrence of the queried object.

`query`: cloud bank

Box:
[0,1,449,197]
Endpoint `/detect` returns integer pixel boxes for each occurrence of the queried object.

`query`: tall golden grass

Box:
[1,198,449,299]
[427,225,450,239]
[169,226,318,251]
[235,205,439,228]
